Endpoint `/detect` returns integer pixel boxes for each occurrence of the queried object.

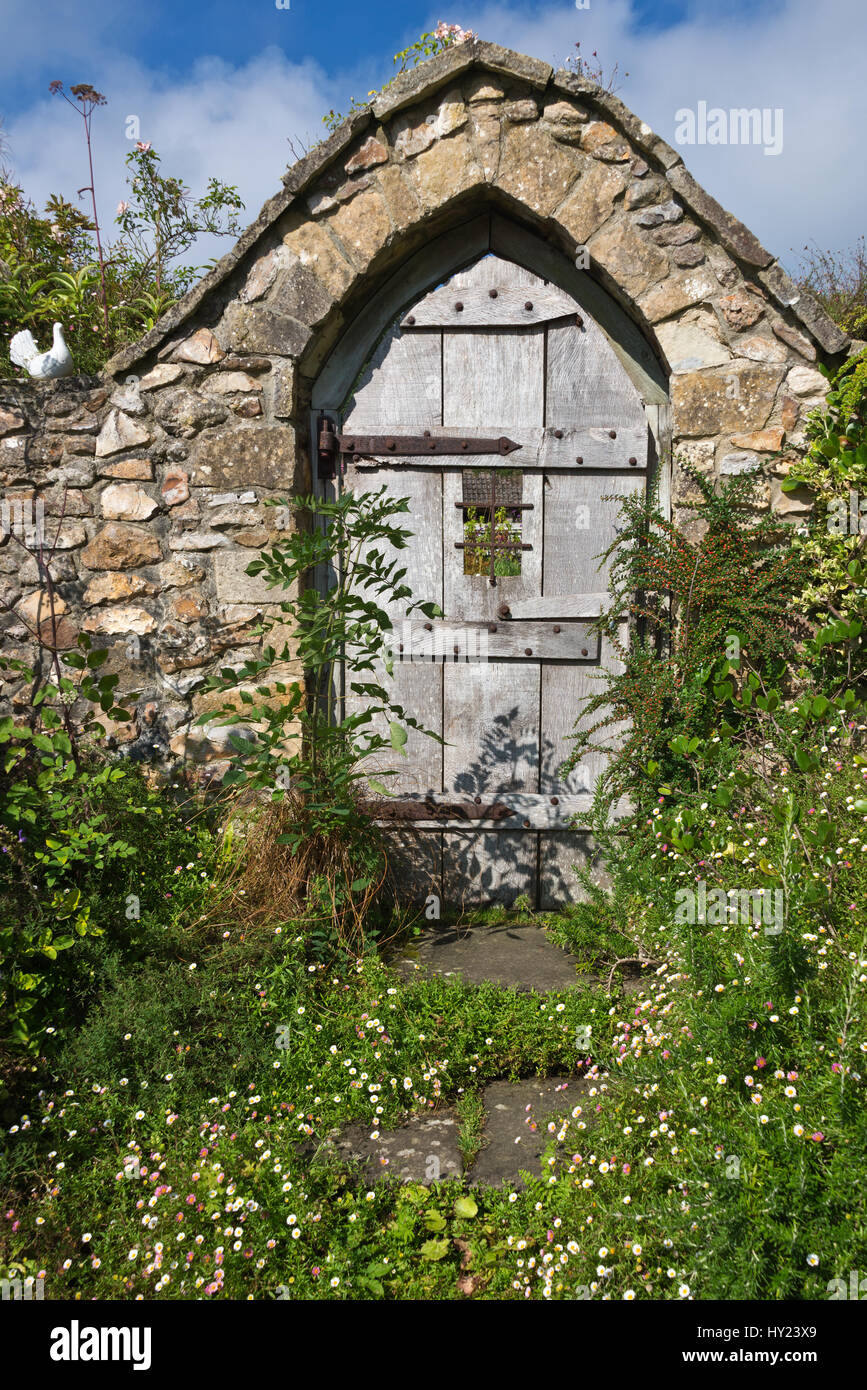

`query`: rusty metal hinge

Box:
[317,413,339,480]
[333,430,521,459]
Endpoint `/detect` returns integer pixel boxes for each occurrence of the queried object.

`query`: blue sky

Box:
[1,0,863,278]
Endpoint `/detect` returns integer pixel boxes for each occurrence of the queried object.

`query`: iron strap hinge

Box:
[340,433,520,457]
[318,416,520,476]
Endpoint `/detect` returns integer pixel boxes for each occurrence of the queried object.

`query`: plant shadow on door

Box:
[439,702,595,910]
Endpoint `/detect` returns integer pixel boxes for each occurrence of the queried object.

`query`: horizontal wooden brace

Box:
[496,593,610,620]
[401,284,579,328]
[350,425,648,471]
[389,618,599,661]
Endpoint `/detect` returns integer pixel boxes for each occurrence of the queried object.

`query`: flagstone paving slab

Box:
[315,1073,597,1189]
[469,1074,594,1189]
[391,920,588,992]
[316,1111,463,1184]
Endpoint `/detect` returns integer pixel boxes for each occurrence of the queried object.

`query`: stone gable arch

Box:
[103,39,849,540]
[310,208,668,414]
[1,41,852,791]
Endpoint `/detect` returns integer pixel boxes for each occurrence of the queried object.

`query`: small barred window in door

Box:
[460,468,526,578]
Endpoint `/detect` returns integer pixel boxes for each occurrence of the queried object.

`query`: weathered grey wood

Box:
[542,472,643,596]
[385,830,442,905]
[390,618,598,661]
[341,461,443,621]
[539,832,608,909]
[316,236,659,905]
[313,214,491,409]
[538,425,647,470]
[489,212,668,403]
[449,255,542,291]
[499,593,608,620]
[343,325,442,428]
[443,470,543,623]
[403,285,578,328]
[443,659,540,796]
[349,425,647,470]
[341,465,444,794]
[541,625,629,799]
[351,660,443,795]
[443,830,538,908]
[546,319,649,437]
[368,792,592,829]
[443,328,544,431]
[649,400,673,524]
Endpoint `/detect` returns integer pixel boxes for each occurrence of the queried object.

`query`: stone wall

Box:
[0,41,853,772]
[0,357,307,774]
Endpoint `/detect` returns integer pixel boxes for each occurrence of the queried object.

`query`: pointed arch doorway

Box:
[311,219,668,910]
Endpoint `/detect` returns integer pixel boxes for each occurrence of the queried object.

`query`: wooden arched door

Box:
[317,253,650,909]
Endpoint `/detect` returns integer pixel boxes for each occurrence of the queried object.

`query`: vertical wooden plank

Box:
[344,326,442,428]
[546,320,649,435]
[341,466,444,795]
[341,464,442,623]
[650,401,673,524]
[443,830,538,908]
[541,625,629,798]
[443,658,540,797]
[386,830,442,906]
[541,471,640,598]
[352,660,443,795]
[539,832,608,910]
[443,327,544,430]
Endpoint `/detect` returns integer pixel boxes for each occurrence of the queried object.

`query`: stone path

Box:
[320,1111,464,1185]
[311,919,631,1188]
[469,1075,590,1188]
[391,918,589,993]
[316,1074,593,1189]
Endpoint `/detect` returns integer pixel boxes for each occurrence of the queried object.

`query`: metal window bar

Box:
[459,469,529,585]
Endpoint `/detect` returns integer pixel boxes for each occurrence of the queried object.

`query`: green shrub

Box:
[197,486,442,957]
[563,465,806,809]
[0,635,218,1056]
[781,349,867,666]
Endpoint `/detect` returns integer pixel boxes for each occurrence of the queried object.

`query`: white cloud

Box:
[2,0,864,281]
[3,46,336,272]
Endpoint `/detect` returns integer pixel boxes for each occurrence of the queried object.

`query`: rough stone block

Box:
[556,161,629,245]
[81,523,162,570]
[191,425,299,490]
[672,364,784,437]
[214,550,285,604]
[590,218,669,299]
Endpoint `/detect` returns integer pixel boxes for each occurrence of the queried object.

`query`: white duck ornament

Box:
[9,322,74,379]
